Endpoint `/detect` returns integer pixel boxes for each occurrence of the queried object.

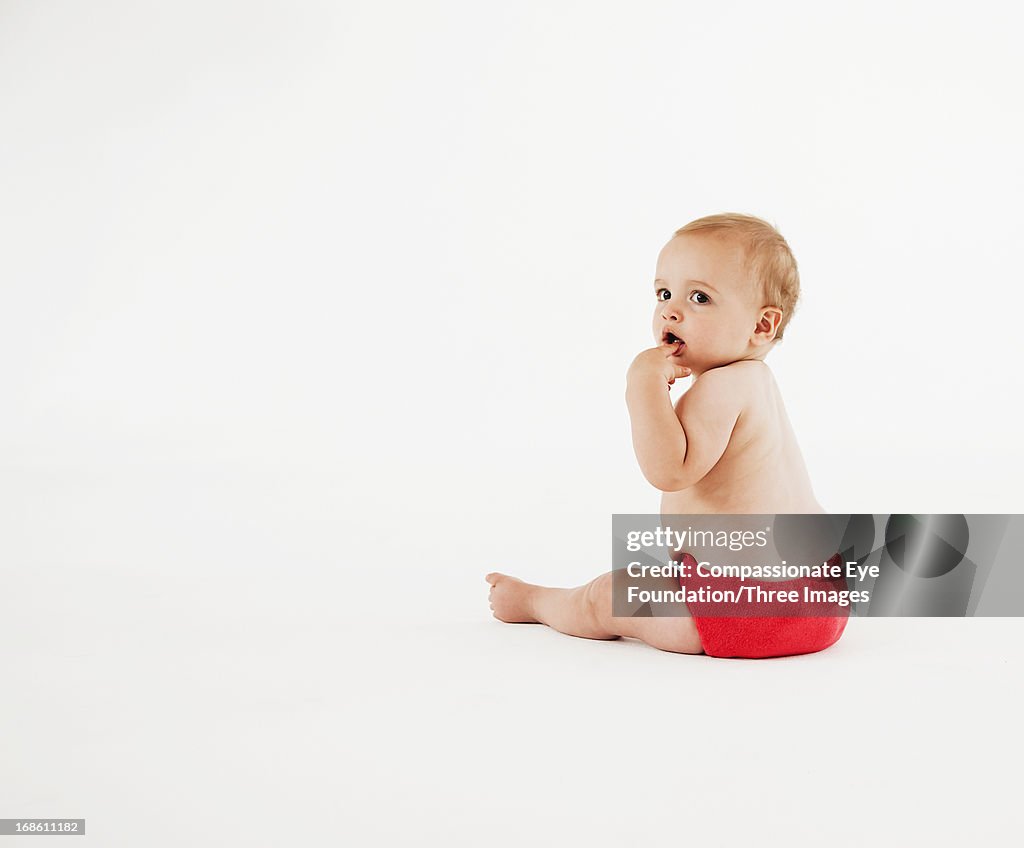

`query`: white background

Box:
[2,1,1022,845]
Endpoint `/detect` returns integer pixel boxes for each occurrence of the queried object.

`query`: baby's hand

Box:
[627,344,691,388]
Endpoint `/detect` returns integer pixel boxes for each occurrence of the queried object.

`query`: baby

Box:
[486,213,835,656]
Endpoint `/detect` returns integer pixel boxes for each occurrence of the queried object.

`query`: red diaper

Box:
[678,552,850,659]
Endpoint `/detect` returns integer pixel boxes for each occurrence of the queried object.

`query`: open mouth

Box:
[663,330,685,346]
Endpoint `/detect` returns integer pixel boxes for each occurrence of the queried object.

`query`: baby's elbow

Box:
[655,480,686,494]
[648,461,707,493]
[647,468,692,493]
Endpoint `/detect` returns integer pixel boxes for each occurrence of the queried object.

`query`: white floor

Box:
[2,471,1021,845]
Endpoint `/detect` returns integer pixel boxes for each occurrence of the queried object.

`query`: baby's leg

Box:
[485,571,703,654]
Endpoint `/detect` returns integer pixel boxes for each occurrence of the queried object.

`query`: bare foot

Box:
[485,573,539,623]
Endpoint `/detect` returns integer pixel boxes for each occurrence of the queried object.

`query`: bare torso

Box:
[660,360,824,515]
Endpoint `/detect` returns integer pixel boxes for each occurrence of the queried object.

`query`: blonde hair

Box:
[674,212,800,341]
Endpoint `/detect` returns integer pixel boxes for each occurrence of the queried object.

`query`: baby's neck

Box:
[691,347,772,379]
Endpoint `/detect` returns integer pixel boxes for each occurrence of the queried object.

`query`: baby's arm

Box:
[626,353,746,491]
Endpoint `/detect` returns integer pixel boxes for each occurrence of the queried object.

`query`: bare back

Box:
[661,360,823,515]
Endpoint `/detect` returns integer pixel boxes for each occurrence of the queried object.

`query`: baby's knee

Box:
[585,571,615,603]
[582,572,617,630]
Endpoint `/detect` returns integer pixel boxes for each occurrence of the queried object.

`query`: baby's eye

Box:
[689,291,711,305]
[656,288,671,302]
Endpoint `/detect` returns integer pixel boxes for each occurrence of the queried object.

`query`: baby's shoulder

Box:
[681,361,771,418]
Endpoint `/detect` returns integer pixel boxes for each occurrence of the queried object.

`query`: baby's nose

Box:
[661,305,682,321]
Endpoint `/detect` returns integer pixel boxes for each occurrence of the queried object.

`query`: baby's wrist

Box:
[627,359,665,381]
[626,369,668,395]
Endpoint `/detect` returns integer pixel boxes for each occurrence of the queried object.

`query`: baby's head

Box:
[652,213,800,374]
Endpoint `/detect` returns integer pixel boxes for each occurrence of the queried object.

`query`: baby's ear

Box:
[754,308,783,344]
